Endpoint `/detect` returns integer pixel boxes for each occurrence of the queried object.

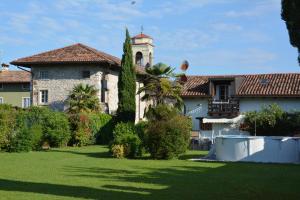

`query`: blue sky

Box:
[0,0,299,75]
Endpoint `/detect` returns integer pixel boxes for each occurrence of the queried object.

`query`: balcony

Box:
[208,98,239,117]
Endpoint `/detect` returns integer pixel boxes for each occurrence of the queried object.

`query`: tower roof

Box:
[132,33,152,39]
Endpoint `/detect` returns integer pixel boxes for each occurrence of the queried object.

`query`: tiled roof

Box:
[182,73,300,97]
[181,76,211,97]
[0,71,31,83]
[11,43,121,66]
[237,73,300,97]
[132,33,152,39]
[10,43,145,74]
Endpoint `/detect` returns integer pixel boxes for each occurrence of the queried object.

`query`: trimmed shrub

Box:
[146,105,192,159]
[111,144,125,158]
[111,122,142,158]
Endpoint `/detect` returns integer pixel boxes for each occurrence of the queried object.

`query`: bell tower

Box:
[131,31,154,67]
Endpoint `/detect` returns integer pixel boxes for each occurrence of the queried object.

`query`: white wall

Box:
[183,98,208,130]
[240,98,300,113]
[183,97,300,139]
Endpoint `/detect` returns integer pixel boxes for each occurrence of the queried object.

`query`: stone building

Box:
[11,33,154,121]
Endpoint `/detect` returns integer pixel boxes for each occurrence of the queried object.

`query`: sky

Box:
[0,0,299,75]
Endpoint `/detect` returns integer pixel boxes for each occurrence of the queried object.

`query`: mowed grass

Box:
[0,146,300,200]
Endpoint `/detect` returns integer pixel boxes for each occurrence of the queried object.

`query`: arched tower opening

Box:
[135,52,143,66]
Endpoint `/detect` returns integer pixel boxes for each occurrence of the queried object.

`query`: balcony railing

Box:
[208,98,239,117]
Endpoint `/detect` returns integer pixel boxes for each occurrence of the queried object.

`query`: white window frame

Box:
[0,97,3,104]
[39,90,48,105]
[40,71,49,80]
[22,97,31,108]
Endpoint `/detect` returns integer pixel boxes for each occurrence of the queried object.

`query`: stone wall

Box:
[31,64,148,121]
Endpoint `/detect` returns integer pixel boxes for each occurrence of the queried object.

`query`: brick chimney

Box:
[1,63,9,71]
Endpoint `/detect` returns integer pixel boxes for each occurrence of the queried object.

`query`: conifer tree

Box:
[117,29,136,122]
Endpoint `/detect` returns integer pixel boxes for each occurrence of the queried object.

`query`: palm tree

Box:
[67,84,100,113]
[138,63,184,108]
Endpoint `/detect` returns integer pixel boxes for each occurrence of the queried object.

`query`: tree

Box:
[117,29,136,122]
[138,62,183,108]
[282,0,300,64]
[67,83,100,113]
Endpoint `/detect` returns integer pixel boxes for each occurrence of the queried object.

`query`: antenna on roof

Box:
[141,25,144,34]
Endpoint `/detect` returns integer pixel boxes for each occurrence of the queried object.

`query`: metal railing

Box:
[208,98,239,117]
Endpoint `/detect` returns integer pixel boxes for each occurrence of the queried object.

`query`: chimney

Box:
[1,63,9,71]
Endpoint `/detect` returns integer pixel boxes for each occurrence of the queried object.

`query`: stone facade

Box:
[31,64,147,121]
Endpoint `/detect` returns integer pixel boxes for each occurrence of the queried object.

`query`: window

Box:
[40,71,49,79]
[101,79,107,103]
[22,83,30,90]
[201,122,212,131]
[82,71,90,78]
[0,83,3,90]
[135,52,143,66]
[22,97,31,108]
[0,97,3,104]
[40,90,48,104]
[198,117,212,131]
[219,85,229,101]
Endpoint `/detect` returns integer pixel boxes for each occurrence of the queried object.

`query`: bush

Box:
[1,105,71,151]
[68,113,92,146]
[9,128,33,152]
[135,121,149,151]
[43,111,70,147]
[146,104,192,159]
[110,122,142,158]
[68,112,114,146]
[243,104,300,136]
[0,104,18,150]
[111,144,125,158]
[88,113,114,144]
[9,111,43,152]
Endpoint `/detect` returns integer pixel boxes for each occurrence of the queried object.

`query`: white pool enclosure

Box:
[215,136,300,164]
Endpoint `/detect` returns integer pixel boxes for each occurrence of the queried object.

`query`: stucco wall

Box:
[240,98,300,113]
[0,83,30,107]
[183,97,300,136]
[183,98,208,130]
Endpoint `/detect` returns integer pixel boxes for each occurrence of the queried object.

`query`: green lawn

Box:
[0,146,300,200]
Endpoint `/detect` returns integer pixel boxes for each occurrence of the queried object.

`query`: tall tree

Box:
[117,29,136,122]
[282,0,300,65]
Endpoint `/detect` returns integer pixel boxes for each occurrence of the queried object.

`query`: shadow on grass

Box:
[50,148,111,158]
[0,162,300,200]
